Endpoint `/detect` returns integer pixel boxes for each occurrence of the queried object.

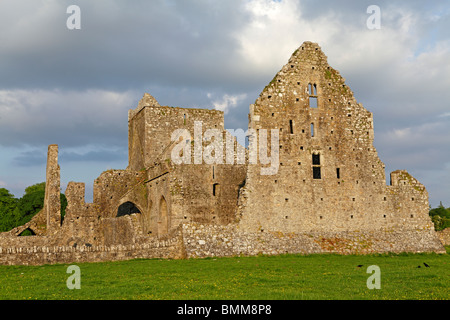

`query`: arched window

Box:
[308,83,318,108]
[117,202,141,217]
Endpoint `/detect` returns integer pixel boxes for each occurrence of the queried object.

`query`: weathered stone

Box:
[0,41,445,266]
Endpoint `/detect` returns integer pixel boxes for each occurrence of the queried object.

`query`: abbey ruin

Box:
[0,42,445,265]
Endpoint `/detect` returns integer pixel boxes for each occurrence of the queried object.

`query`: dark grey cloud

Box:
[0,0,254,92]
[12,149,47,167]
[0,89,132,148]
[13,146,127,167]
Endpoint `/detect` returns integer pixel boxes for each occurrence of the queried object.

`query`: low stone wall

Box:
[0,223,445,266]
[182,223,446,257]
[437,228,450,246]
[0,231,184,266]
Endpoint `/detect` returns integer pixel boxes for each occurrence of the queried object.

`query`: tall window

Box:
[312,154,321,179]
[308,83,318,108]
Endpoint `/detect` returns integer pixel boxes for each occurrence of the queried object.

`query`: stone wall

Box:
[0,227,184,266]
[437,228,450,246]
[182,223,446,258]
[237,41,433,235]
[1,222,444,265]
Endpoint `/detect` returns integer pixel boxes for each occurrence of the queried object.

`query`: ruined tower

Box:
[43,144,61,234]
[237,41,434,234]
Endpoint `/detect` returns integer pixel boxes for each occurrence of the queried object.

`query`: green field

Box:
[0,248,448,300]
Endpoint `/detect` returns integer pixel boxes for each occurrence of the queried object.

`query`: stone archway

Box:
[116,201,142,217]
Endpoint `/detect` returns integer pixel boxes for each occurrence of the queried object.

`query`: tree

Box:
[0,183,68,232]
[24,182,45,195]
[429,203,450,231]
[0,188,19,232]
[13,188,46,227]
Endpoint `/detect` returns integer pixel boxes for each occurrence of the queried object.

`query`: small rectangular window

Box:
[312,154,320,165]
[309,97,318,108]
[311,123,315,137]
[336,168,340,179]
[213,183,219,196]
[289,120,294,134]
[313,167,321,179]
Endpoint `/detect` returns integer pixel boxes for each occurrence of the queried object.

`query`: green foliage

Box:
[0,188,19,232]
[0,183,67,232]
[24,182,45,195]
[429,203,450,231]
[13,189,45,227]
[18,228,35,237]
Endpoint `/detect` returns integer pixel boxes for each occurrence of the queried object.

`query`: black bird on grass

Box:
[423,262,430,268]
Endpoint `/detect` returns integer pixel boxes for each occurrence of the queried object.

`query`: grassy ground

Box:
[0,248,448,300]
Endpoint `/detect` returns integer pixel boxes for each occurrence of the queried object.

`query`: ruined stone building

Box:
[0,42,445,265]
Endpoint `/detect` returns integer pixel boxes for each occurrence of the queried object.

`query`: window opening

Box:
[312,153,321,180]
[213,183,220,196]
[308,83,318,108]
[312,154,320,165]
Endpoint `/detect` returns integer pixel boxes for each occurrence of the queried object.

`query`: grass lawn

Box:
[0,247,448,300]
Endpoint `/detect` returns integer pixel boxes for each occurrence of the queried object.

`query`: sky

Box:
[0,0,449,207]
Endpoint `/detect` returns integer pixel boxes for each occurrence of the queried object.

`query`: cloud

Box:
[0,0,449,207]
[0,89,136,148]
[376,117,450,172]
[0,0,252,91]
[209,93,248,114]
[11,146,128,167]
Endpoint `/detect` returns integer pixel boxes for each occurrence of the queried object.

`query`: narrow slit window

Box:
[289,120,294,134]
[213,183,219,196]
[311,123,315,137]
[336,168,340,179]
[312,153,321,180]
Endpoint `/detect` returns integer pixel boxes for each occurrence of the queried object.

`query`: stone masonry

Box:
[0,41,445,265]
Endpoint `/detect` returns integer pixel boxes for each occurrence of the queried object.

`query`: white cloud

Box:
[210,93,247,114]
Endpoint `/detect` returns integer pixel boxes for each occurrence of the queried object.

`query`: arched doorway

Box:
[158,196,168,236]
[117,201,141,217]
